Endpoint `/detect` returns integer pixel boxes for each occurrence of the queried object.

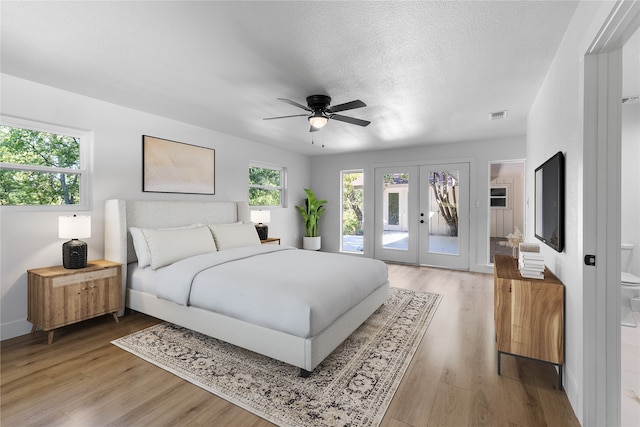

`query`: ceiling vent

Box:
[489,110,508,120]
[622,95,639,104]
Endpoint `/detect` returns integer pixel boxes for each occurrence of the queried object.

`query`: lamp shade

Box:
[308,114,328,129]
[250,210,271,224]
[59,215,91,239]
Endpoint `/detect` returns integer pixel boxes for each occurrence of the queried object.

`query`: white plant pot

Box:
[303,236,321,251]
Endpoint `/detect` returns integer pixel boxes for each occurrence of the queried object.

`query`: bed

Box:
[104,199,389,375]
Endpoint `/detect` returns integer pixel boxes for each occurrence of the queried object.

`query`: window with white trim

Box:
[1,118,90,209]
[249,163,285,207]
[490,186,509,208]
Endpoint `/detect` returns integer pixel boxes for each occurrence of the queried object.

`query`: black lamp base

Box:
[255,224,268,240]
[62,239,88,269]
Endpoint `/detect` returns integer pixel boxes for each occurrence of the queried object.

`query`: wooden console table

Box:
[493,255,564,389]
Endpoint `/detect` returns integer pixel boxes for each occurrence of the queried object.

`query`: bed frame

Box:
[104,199,389,374]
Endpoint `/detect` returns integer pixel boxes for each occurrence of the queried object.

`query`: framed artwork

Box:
[142,135,215,194]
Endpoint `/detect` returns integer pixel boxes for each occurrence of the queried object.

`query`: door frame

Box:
[581,2,640,425]
[487,160,526,264]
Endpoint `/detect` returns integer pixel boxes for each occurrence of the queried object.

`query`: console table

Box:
[493,255,564,389]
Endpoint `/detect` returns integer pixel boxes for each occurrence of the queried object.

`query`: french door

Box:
[418,163,469,269]
[374,163,469,270]
[374,166,418,263]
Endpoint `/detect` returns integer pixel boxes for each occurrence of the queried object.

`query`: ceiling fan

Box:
[263,95,371,132]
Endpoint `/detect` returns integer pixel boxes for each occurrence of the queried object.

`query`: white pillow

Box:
[142,226,217,269]
[130,224,202,268]
[209,223,261,250]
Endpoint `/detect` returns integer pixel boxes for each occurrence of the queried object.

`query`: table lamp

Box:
[250,210,270,240]
[59,215,91,269]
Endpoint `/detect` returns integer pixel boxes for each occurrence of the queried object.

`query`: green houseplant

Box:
[295,188,327,250]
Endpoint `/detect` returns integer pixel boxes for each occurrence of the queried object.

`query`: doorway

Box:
[488,161,525,263]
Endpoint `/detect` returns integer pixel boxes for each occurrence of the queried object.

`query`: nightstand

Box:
[260,237,281,245]
[27,260,122,344]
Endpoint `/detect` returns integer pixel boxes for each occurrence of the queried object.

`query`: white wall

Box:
[0,74,311,340]
[310,136,526,272]
[526,1,621,423]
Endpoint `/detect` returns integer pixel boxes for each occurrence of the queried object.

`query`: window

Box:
[1,119,89,209]
[490,186,508,208]
[249,163,285,207]
[341,170,364,253]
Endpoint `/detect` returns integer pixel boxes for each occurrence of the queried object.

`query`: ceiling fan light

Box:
[309,114,328,129]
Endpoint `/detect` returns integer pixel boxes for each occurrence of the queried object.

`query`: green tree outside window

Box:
[249,165,284,207]
[1,125,82,206]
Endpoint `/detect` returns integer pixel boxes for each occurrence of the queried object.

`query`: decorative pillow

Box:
[130,224,202,268]
[209,223,261,250]
[142,225,217,269]
[129,227,152,267]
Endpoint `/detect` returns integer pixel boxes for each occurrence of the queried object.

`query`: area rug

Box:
[112,288,441,427]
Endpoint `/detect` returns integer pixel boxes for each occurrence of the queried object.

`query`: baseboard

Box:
[565,365,582,425]
[1,318,32,341]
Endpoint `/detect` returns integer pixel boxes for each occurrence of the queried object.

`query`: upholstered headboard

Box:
[104,199,251,315]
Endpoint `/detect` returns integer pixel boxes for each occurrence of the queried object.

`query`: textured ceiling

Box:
[1,1,579,155]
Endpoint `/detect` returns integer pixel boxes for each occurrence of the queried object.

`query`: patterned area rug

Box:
[112,288,441,427]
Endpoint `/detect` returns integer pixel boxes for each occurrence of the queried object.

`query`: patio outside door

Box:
[418,163,469,269]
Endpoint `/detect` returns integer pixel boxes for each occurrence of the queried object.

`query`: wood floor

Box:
[1,263,580,426]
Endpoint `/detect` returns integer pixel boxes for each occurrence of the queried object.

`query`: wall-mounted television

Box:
[535,151,565,252]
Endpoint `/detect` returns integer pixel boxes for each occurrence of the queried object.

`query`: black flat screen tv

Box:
[535,151,565,252]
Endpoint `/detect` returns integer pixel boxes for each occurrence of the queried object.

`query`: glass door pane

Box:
[428,170,460,255]
[341,170,364,253]
[419,163,469,269]
[374,166,417,263]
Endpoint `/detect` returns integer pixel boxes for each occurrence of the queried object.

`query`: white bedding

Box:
[136,244,388,338]
[105,199,390,372]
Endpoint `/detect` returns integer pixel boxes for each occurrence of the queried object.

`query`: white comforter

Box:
[153,245,388,338]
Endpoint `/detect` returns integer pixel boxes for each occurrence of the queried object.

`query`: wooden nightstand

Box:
[27,260,122,344]
[260,237,281,245]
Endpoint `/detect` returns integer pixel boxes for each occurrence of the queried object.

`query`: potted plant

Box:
[295,188,327,250]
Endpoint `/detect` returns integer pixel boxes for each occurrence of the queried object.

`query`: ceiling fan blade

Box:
[327,100,367,113]
[277,98,311,111]
[330,114,371,127]
[309,125,320,133]
[263,114,309,120]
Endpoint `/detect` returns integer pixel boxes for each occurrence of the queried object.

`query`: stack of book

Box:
[518,243,544,279]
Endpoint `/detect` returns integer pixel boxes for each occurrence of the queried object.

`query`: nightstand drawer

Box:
[51,267,118,287]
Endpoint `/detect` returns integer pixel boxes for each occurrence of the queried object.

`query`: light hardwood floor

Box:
[1,263,580,426]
